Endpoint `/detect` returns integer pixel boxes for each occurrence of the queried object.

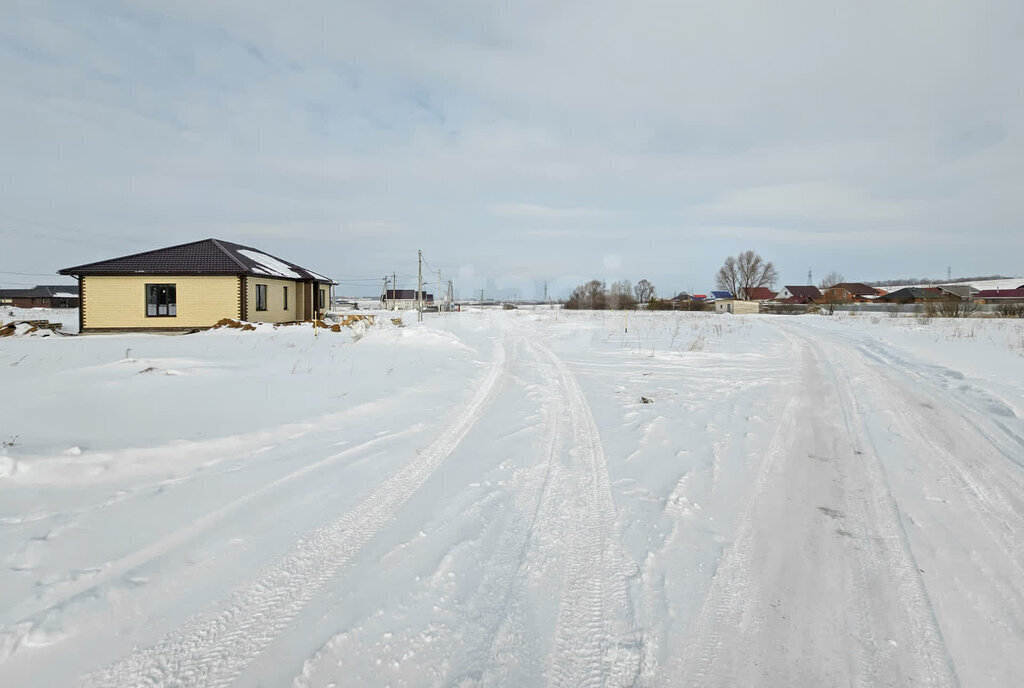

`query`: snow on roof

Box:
[237,249,304,280]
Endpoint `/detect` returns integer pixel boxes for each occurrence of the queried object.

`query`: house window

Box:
[283,286,288,310]
[255,284,268,311]
[146,284,177,317]
[318,288,325,309]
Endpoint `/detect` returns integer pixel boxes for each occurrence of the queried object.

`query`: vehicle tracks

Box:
[81,341,507,688]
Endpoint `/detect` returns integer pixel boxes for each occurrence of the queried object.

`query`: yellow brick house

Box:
[59,239,336,333]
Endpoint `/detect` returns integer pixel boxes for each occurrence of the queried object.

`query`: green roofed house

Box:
[58,239,336,333]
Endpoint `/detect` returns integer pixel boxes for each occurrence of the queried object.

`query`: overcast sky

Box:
[2,0,1022,298]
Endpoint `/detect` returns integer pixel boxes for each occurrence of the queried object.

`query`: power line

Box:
[0,269,62,277]
[419,253,443,279]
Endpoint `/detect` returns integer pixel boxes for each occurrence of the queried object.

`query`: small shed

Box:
[715,299,760,314]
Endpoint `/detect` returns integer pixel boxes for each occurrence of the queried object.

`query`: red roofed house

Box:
[817,283,883,304]
[776,285,822,304]
[974,288,1024,304]
[740,287,777,301]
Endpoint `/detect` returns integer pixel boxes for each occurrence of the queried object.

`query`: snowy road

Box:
[2,310,1023,686]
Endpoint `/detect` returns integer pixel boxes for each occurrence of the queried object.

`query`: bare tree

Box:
[634,279,656,305]
[817,271,846,315]
[565,280,607,309]
[715,256,740,298]
[608,280,636,309]
[716,250,778,299]
[818,271,844,290]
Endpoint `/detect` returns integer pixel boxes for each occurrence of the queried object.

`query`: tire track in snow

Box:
[293,337,567,688]
[0,427,423,664]
[815,341,960,688]
[532,341,641,688]
[81,341,507,688]
[813,330,1024,684]
[291,335,640,687]
[443,339,567,686]
[673,331,958,687]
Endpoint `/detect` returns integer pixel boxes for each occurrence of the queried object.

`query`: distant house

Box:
[817,283,882,304]
[708,290,734,300]
[380,289,434,311]
[874,287,946,304]
[934,284,978,301]
[776,285,822,304]
[833,283,881,300]
[739,287,776,301]
[58,239,336,333]
[974,288,1024,304]
[0,285,80,308]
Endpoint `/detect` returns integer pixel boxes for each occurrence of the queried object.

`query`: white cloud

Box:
[2,0,1023,292]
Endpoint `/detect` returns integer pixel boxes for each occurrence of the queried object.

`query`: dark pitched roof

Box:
[876,287,944,301]
[937,284,977,299]
[382,289,433,300]
[976,288,1024,298]
[59,238,335,284]
[831,283,878,296]
[744,287,776,300]
[0,285,79,298]
[783,285,822,300]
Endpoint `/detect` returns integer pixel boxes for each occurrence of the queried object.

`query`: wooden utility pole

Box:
[417,250,424,322]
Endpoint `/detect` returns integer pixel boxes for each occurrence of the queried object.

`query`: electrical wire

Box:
[0,269,63,277]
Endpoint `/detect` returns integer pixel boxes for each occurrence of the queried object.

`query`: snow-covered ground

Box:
[1,309,1023,687]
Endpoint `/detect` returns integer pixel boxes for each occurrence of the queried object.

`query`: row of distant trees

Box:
[564,279,655,310]
[562,250,1015,313]
[565,249,853,310]
[565,250,784,310]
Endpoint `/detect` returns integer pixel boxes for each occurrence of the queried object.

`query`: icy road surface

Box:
[2,309,1023,687]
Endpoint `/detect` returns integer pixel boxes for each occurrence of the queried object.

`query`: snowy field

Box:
[2,309,1024,687]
